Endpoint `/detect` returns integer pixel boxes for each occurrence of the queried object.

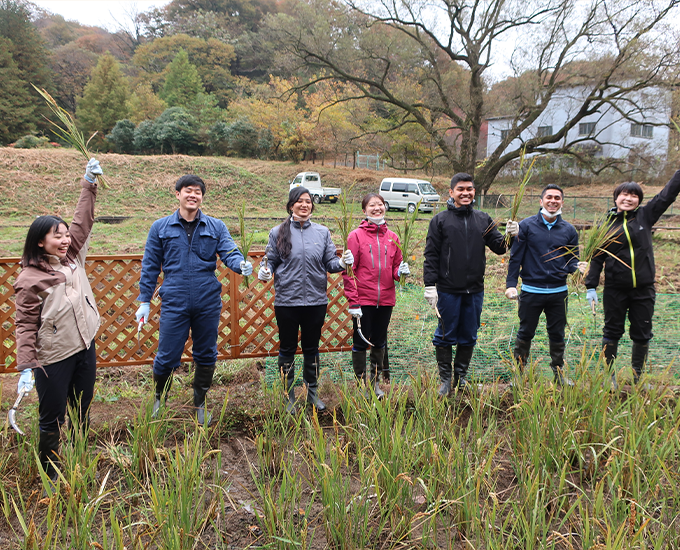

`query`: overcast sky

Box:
[32,1,170,29]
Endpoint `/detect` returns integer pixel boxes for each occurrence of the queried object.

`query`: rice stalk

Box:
[504,150,537,245]
[237,200,255,287]
[334,182,357,280]
[394,199,423,286]
[32,85,109,188]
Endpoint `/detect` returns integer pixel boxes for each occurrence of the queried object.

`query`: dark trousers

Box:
[352,306,393,352]
[154,294,222,376]
[603,285,655,343]
[432,291,484,347]
[275,305,327,358]
[35,341,97,433]
[516,290,568,343]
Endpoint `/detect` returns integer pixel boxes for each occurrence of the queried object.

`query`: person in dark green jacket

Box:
[585,169,680,387]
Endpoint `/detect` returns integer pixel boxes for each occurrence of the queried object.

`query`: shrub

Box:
[107,119,136,154]
[12,135,50,149]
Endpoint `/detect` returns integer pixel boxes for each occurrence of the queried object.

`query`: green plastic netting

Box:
[262,286,680,384]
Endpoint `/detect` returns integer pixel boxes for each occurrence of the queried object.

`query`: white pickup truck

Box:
[289,172,341,204]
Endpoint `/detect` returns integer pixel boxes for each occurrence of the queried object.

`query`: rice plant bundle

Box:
[334,183,357,279]
[238,200,255,287]
[32,85,109,188]
[505,150,537,245]
[394,199,423,287]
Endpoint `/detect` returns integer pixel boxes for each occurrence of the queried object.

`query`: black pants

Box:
[275,305,327,358]
[352,306,393,352]
[516,291,568,343]
[603,285,654,343]
[35,341,97,433]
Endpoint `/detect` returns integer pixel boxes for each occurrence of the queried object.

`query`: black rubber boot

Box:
[368,347,386,400]
[152,372,172,418]
[352,350,367,386]
[549,340,573,387]
[279,356,297,414]
[303,355,326,411]
[631,341,649,385]
[453,345,475,389]
[602,338,619,390]
[435,346,453,398]
[193,363,215,426]
[38,430,60,483]
[513,338,532,374]
[381,345,391,382]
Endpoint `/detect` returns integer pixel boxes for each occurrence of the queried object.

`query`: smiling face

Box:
[615,191,640,212]
[540,189,564,217]
[291,193,313,220]
[39,223,71,258]
[363,196,386,218]
[449,180,475,207]
[176,185,204,218]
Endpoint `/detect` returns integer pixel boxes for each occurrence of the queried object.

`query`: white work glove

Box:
[577,261,588,275]
[240,260,253,276]
[348,307,362,318]
[397,262,410,277]
[505,287,518,300]
[506,220,519,237]
[258,265,272,281]
[339,250,354,268]
[136,302,150,324]
[586,289,598,307]
[18,369,34,394]
[424,286,438,309]
[84,157,102,183]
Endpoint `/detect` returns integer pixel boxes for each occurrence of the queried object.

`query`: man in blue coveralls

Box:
[135,175,252,424]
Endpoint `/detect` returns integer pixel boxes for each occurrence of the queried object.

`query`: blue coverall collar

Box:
[171,209,203,225]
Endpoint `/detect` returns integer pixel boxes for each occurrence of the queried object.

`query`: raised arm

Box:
[643,169,680,225]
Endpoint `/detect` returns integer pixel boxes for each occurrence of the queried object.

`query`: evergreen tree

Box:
[0,37,34,143]
[107,119,136,154]
[160,49,203,108]
[0,0,51,142]
[127,83,167,124]
[154,106,199,154]
[76,52,130,141]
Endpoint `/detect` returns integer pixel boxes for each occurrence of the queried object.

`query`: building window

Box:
[579,122,596,135]
[631,123,653,139]
[537,126,552,138]
[500,129,511,141]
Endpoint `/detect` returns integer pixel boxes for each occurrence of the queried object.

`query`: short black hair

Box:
[451,173,474,189]
[541,184,564,198]
[22,216,69,268]
[613,181,643,204]
[175,174,206,195]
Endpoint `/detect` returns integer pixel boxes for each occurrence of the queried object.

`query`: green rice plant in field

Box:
[147,433,221,550]
[128,397,170,479]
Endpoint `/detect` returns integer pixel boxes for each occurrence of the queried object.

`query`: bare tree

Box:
[267,0,680,190]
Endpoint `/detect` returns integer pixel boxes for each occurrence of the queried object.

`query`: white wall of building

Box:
[486,86,671,160]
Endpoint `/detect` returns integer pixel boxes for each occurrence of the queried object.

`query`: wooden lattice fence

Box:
[0,251,352,374]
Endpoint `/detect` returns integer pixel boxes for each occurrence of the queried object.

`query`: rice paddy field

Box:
[2,148,680,549]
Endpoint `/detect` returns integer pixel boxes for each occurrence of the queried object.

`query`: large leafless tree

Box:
[268,0,680,190]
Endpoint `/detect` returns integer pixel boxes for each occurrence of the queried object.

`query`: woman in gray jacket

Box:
[258,186,353,412]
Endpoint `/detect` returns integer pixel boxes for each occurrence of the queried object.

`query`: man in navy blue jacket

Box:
[505,184,586,385]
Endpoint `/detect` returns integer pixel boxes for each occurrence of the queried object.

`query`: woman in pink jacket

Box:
[343,193,409,398]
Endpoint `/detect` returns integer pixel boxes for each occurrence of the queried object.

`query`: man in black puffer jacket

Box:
[585,169,680,387]
[423,173,517,396]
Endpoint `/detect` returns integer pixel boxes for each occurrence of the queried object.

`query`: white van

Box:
[379,178,440,213]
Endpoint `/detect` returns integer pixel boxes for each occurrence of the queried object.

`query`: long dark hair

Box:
[22,216,69,268]
[276,187,314,259]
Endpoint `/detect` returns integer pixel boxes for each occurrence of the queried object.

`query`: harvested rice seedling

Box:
[504,151,536,245]
[334,182,357,279]
[570,214,627,288]
[237,200,255,287]
[394,200,423,287]
[32,86,109,188]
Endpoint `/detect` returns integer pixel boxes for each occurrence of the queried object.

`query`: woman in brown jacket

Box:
[13,158,102,482]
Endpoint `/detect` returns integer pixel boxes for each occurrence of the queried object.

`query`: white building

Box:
[486,85,671,160]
